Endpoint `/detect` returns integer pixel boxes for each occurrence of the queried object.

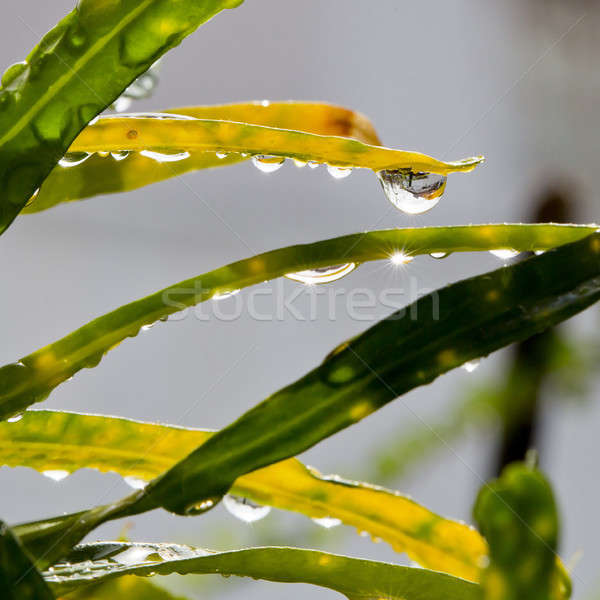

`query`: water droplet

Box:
[462,359,480,373]
[97,151,109,157]
[390,252,414,266]
[124,476,148,490]
[223,495,271,523]
[285,263,357,285]
[112,96,132,113]
[185,496,221,515]
[534,250,545,256]
[260,99,270,107]
[58,152,92,168]
[42,470,69,482]
[216,151,228,159]
[114,546,157,566]
[307,161,320,169]
[101,112,196,121]
[293,159,307,168]
[430,251,449,259]
[377,169,447,215]
[213,289,241,300]
[139,150,190,163]
[111,150,130,161]
[489,249,520,260]
[312,517,342,529]
[327,166,352,179]
[7,414,23,423]
[252,155,285,173]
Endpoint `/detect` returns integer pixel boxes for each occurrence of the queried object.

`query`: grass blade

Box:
[44,543,480,600]
[24,101,383,214]
[0,410,486,581]
[0,520,54,599]
[0,0,243,235]
[0,223,594,422]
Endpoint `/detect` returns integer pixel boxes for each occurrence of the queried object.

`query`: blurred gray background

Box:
[1,1,600,598]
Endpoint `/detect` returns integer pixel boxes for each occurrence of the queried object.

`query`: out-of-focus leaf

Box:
[0,0,243,235]
[0,223,594,422]
[61,576,186,600]
[474,464,570,600]
[13,232,600,587]
[45,542,480,600]
[0,519,54,599]
[24,101,382,214]
[0,410,486,581]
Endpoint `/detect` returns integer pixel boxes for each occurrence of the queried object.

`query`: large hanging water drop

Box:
[285,263,357,285]
[223,494,271,523]
[377,169,447,214]
[252,155,285,173]
[59,152,92,168]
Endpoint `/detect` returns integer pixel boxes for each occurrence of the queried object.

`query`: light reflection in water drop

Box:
[462,359,480,373]
[139,150,190,163]
[285,263,357,285]
[59,152,92,168]
[252,155,285,173]
[223,494,271,523]
[489,249,520,260]
[312,516,342,529]
[327,166,352,179]
[42,470,70,482]
[377,169,447,215]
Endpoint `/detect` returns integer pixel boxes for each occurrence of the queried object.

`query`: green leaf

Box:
[45,542,480,600]
[474,464,570,600]
[62,576,187,600]
[24,101,383,214]
[12,231,600,588]
[0,519,54,599]
[0,410,487,582]
[0,224,594,422]
[0,0,243,235]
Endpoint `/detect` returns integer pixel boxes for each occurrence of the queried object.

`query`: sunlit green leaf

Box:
[45,542,480,600]
[0,410,486,581]
[25,101,382,214]
[0,0,243,235]
[0,519,54,599]
[474,464,570,600]
[0,224,594,422]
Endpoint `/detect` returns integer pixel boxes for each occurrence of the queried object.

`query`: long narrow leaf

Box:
[24,101,383,214]
[67,114,483,174]
[13,232,599,590]
[0,0,242,234]
[0,224,594,422]
[0,410,486,581]
[0,519,54,599]
[45,543,480,600]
